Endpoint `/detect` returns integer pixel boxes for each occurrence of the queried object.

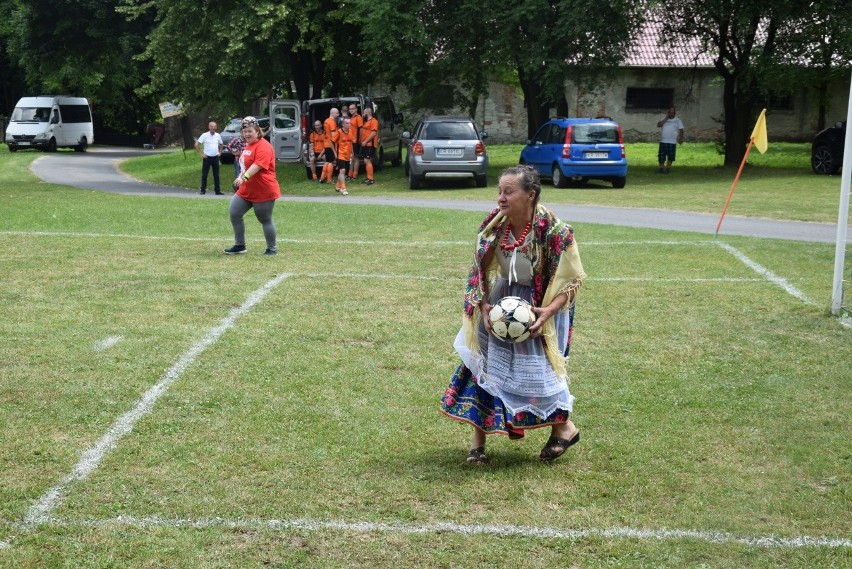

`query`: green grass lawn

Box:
[0,151,850,567]
[119,142,846,223]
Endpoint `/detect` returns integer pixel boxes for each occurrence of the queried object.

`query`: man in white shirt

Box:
[656,107,684,174]
[194,121,224,194]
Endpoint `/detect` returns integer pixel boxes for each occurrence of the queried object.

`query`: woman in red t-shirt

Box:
[224,116,281,256]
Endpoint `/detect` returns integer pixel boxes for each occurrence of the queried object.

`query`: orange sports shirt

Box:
[309,130,325,153]
[349,113,364,143]
[323,117,337,148]
[333,129,354,161]
[360,117,379,146]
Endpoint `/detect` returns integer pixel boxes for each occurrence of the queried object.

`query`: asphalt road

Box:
[29,147,851,244]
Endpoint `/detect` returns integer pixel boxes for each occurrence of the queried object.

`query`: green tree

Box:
[657,0,807,166]
[356,0,643,136]
[123,0,369,114]
[5,0,158,134]
[774,0,852,131]
[489,0,643,137]
[0,0,27,117]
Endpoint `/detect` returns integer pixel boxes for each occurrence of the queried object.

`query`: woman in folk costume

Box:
[440,165,586,464]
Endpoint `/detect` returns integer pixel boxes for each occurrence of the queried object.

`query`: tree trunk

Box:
[518,69,554,139]
[817,81,828,132]
[721,73,757,167]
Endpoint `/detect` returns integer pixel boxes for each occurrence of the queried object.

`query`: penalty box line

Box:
[716,242,852,331]
[33,515,852,550]
[21,272,293,529]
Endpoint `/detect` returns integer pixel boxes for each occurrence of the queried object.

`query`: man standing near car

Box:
[195,121,224,194]
[360,105,379,186]
[656,106,684,174]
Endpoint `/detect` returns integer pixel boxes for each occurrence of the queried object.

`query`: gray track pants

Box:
[229,194,277,250]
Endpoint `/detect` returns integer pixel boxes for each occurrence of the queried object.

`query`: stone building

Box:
[380,20,850,145]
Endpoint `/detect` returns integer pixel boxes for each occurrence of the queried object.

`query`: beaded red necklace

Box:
[500,220,533,251]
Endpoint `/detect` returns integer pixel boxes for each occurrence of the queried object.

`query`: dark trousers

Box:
[201,155,220,192]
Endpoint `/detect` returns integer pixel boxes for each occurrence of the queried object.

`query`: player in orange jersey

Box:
[333,117,353,195]
[347,102,363,181]
[308,120,325,181]
[360,106,379,186]
[319,108,339,183]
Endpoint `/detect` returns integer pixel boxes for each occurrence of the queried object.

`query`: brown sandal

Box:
[539,432,580,461]
[466,447,488,465]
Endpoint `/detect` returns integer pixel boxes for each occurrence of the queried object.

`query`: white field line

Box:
[46,515,852,550]
[717,242,852,330]
[0,229,718,249]
[22,272,293,527]
[93,335,123,352]
[715,242,815,305]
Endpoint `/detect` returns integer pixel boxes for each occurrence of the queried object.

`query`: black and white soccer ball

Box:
[487,296,536,343]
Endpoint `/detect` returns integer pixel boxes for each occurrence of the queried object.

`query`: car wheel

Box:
[8,145,16,152]
[408,169,422,189]
[46,138,57,152]
[552,165,568,188]
[812,144,839,175]
[391,143,402,167]
[74,137,88,152]
[612,176,626,189]
[476,174,488,187]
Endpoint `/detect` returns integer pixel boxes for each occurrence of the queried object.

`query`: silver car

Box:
[402,116,489,189]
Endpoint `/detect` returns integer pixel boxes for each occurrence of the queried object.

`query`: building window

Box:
[626,88,674,110]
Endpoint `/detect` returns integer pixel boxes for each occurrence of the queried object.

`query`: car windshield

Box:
[223,122,241,133]
[572,124,619,143]
[11,107,52,122]
[422,122,477,140]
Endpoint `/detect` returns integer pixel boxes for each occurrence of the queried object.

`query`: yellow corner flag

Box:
[751,108,768,154]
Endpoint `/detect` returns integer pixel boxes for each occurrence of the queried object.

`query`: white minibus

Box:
[5,95,94,152]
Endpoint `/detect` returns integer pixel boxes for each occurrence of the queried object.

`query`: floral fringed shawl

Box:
[461,204,586,379]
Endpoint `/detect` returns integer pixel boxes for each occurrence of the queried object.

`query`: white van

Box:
[5,96,94,152]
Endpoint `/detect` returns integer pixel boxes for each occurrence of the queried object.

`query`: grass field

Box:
[119,142,846,223]
[0,149,850,567]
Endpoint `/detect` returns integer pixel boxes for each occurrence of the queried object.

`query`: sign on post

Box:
[158,102,183,119]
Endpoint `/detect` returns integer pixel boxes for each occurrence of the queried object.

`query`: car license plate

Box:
[436,148,463,157]
[17,141,29,146]
[585,151,608,159]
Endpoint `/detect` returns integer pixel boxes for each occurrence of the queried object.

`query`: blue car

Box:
[520,117,628,188]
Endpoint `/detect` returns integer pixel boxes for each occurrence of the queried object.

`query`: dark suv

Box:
[811,121,846,175]
[520,117,627,188]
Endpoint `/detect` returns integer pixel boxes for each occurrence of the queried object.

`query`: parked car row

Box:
[400,114,629,190]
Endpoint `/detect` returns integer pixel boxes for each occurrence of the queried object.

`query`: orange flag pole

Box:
[716,109,768,238]
[715,137,755,238]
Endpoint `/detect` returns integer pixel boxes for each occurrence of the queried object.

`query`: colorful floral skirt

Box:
[440,363,571,436]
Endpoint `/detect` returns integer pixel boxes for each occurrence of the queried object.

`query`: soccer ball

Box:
[487,296,536,343]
